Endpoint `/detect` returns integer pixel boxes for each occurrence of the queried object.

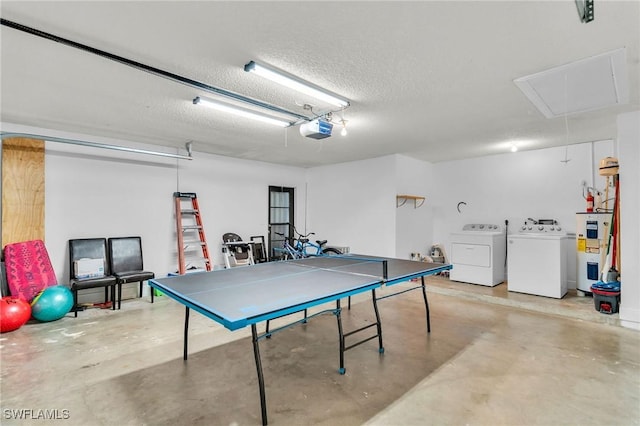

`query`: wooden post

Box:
[1,138,45,247]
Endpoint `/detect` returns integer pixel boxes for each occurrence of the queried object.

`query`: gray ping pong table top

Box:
[150,255,450,331]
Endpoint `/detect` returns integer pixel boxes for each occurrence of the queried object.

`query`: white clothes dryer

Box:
[450,224,506,286]
[507,224,569,298]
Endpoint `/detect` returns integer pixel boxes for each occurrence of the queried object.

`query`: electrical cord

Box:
[504,219,509,268]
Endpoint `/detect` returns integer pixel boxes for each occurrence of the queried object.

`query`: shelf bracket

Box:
[396,195,425,209]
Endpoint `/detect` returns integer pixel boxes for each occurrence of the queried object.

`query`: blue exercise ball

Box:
[31,286,74,322]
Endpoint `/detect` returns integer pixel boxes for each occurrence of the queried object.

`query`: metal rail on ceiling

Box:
[0,132,193,160]
[0,18,311,123]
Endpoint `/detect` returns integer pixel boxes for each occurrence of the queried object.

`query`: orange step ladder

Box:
[174,192,212,274]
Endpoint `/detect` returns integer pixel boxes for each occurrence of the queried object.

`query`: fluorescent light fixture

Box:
[193,96,291,127]
[245,61,350,108]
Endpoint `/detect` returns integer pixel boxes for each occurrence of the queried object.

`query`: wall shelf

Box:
[396,194,425,208]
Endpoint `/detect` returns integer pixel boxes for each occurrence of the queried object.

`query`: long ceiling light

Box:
[244,61,350,108]
[0,19,311,126]
[193,96,292,127]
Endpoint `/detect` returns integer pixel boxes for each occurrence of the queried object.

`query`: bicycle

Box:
[274,227,342,260]
[267,227,343,335]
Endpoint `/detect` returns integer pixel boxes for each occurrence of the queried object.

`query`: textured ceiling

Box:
[1,1,639,167]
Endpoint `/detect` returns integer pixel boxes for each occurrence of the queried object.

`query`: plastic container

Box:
[591,281,620,314]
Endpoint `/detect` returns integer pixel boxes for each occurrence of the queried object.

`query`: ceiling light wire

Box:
[339,110,348,136]
[561,73,572,164]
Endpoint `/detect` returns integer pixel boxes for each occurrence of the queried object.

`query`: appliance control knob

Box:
[538,225,544,231]
[521,226,526,231]
[479,224,484,229]
[556,226,562,231]
[527,226,533,230]
[550,226,555,231]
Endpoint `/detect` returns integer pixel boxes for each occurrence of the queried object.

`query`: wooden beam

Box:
[2,137,45,247]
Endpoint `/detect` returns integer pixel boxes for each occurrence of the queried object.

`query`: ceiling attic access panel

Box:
[514,48,629,118]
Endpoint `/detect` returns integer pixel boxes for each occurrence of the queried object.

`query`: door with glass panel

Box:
[268,186,295,260]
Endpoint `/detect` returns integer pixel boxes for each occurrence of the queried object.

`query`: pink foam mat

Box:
[4,240,57,302]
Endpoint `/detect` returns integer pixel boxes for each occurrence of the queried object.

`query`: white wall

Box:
[305,155,397,257]
[395,155,434,258]
[2,123,306,302]
[44,137,177,285]
[617,111,640,329]
[431,140,615,288]
[175,149,306,265]
[304,154,435,260]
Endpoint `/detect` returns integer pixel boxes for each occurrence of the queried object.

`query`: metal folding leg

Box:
[335,300,345,374]
[338,289,385,376]
[251,324,268,426]
[375,276,432,333]
[183,307,190,360]
[247,306,342,425]
[421,276,431,332]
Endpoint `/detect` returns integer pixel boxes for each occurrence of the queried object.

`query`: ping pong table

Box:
[149,254,451,425]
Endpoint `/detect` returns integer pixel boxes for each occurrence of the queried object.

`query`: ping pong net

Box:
[286,255,389,281]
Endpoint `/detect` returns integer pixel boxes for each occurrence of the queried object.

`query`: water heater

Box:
[576,212,611,293]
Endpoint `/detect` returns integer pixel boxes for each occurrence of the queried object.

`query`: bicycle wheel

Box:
[322,247,342,256]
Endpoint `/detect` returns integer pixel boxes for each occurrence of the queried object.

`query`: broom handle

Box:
[615,175,621,274]
[600,221,609,272]
[604,176,610,211]
[610,178,616,267]
[610,175,620,269]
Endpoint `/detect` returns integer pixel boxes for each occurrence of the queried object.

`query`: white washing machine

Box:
[450,224,506,286]
[507,224,569,298]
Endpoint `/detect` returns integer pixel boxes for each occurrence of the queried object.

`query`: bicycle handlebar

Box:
[275,228,315,239]
[291,225,314,239]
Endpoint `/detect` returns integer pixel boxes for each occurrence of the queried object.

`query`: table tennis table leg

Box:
[335,299,345,374]
[337,289,385,375]
[184,307,190,360]
[371,289,384,353]
[251,324,268,426]
[421,276,431,333]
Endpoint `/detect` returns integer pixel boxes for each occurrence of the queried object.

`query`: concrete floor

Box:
[1,277,639,426]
